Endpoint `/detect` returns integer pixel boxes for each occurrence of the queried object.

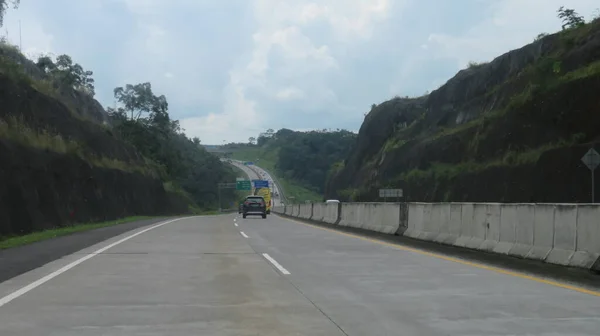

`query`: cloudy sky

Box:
[3,0,599,144]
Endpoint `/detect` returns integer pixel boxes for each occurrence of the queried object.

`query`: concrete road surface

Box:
[1,214,600,335]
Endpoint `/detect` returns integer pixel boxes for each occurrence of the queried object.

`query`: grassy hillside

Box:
[327,10,600,203]
[0,40,238,239]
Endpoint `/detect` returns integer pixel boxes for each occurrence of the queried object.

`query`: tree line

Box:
[106,82,237,209]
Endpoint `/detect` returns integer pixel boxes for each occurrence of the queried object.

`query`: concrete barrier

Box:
[572,204,600,270]
[291,204,300,217]
[323,203,340,224]
[299,204,312,219]
[546,204,577,266]
[284,205,294,216]
[402,202,600,271]
[311,203,326,221]
[338,203,401,234]
[528,204,554,260]
[274,198,600,271]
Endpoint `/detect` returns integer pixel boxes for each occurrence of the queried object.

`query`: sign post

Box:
[581,148,600,203]
[217,182,237,212]
[379,189,403,203]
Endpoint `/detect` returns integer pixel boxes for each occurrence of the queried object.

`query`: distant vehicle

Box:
[325,199,340,204]
[242,196,267,219]
[254,187,272,214]
[238,203,243,214]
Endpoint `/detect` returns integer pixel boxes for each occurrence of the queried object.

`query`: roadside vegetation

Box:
[0,216,154,249]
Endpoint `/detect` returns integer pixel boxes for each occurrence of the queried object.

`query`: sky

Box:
[2,0,599,144]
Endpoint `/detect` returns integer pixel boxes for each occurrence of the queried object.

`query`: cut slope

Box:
[327,19,600,203]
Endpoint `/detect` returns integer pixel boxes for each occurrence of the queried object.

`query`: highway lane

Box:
[238,213,600,335]
[0,216,346,336]
[2,213,599,335]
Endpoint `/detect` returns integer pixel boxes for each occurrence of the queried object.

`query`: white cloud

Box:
[424,0,600,68]
[4,0,599,145]
[276,87,305,100]
[3,7,54,58]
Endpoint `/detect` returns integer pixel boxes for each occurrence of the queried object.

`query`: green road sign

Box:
[236,180,252,190]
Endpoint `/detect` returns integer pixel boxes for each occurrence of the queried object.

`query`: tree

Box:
[108,83,239,209]
[248,137,256,144]
[113,82,160,121]
[36,54,96,96]
[557,6,585,30]
[0,0,19,27]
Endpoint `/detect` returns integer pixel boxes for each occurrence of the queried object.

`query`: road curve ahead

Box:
[1,214,599,335]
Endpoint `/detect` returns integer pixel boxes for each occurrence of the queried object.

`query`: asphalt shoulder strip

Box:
[0,217,169,283]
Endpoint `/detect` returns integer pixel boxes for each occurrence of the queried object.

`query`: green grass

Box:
[399,135,584,184]
[229,146,322,203]
[382,136,408,153]
[0,216,155,250]
[559,59,600,83]
[0,116,157,176]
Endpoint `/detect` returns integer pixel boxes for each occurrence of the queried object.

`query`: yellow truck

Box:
[254,187,272,214]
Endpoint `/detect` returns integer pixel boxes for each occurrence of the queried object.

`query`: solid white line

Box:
[262,253,291,275]
[240,231,249,238]
[0,217,190,308]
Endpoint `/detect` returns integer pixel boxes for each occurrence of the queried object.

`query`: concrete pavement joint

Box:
[0,217,193,308]
[279,215,600,298]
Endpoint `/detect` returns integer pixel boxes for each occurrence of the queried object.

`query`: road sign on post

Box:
[253,180,269,188]
[581,148,600,203]
[379,189,403,202]
[236,180,252,191]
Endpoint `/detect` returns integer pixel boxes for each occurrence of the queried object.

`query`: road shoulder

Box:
[0,217,171,283]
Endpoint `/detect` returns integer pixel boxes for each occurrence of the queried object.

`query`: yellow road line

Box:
[281,216,600,297]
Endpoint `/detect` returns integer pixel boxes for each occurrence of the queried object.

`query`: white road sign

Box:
[581,148,600,171]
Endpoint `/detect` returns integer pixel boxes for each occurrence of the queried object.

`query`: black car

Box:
[242,196,267,219]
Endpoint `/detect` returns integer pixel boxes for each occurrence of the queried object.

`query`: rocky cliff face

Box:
[0,72,189,236]
[327,20,600,203]
[0,45,110,124]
